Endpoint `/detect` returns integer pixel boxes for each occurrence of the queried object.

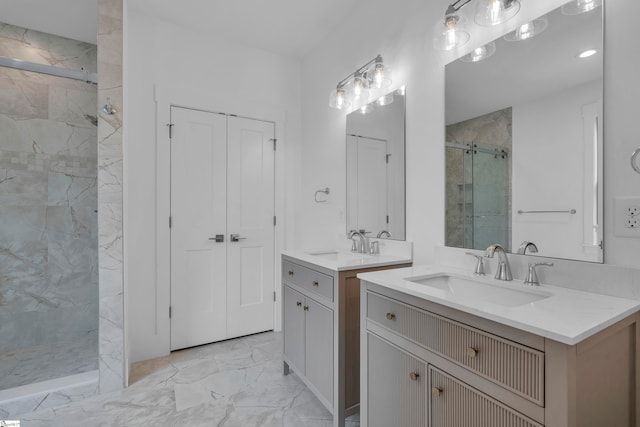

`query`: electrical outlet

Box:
[626,206,640,217]
[615,197,640,237]
[627,218,640,228]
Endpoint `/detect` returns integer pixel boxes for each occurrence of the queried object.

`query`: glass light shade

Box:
[475,0,521,26]
[433,14,470,51]
[504,15,548,41]
[562,0,602,15]
[328,86,350,110]
[359,103,375,115]
[376,93,394,106]
[370,63,392,90]
[460,42,496,62]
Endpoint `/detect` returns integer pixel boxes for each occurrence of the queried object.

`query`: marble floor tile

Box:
[15,332,360,427]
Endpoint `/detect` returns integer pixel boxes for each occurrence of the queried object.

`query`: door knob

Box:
[409,372,420,381]
[208,234,224,242]
[230,234,247,242]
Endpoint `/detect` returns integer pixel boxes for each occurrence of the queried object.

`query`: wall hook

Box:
[315,187,330,203]
[102,97,116,115]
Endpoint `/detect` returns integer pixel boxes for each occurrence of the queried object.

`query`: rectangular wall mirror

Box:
[445,0,603,262]
[347,89,406,240]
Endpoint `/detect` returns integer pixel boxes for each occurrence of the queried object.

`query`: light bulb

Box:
[434,14,470,51]
[516,22,533,39]
[336,88,346,109]
[373,64,384,89]
[577,0,597,12]
[475,0,520,26]
[353,77,364,98]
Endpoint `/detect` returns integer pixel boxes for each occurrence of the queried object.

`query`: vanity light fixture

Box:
[460,41,496,62]
[562,0,602,15]
[328,54,392,111]
[433,0,472,51]
[475,0,521,26]
[504,15,548,41]
[577,48,598,58]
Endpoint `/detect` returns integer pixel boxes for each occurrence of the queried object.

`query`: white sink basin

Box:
[306,250,371,261]
[406,274,551,307]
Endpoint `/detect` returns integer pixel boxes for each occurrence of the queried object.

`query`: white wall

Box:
[125,10,301,362]
[512,79,601,261]
[298,0,640,269]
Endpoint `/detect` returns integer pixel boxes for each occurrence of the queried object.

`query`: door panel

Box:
[170,107,227,351]
[367,333,426,427]
[226,116,275,338]
[305,297,334,405]
[283,285,305,372]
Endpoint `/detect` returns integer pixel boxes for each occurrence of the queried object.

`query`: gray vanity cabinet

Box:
[429,366,543,427]
[361,282,640,427]
[283,283,334,407]
[282,255,412,427]
[367,333,425,427]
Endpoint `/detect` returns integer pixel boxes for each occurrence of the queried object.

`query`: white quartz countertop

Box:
[281,249,412,272]
[358,264,640,345]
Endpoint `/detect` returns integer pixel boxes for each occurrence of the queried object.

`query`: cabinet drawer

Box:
[283,260,334,301]
[367,292,544,405]
[430,366,543,427]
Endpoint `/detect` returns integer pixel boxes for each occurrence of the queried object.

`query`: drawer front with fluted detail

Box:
[367,292,544,405]
[283,260,334,301]
[430,366,543,427]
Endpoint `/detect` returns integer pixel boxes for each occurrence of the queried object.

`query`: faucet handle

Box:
[465,252,485,276]
[524,262,554,286]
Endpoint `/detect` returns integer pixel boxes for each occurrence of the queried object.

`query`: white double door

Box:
[170,106,275,351]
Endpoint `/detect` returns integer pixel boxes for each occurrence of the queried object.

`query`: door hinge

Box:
[169,306,172,318]
[273,216,277,226]
[167,123,174,139]
[270,138,277,151]
[169,216,172,228]
[273,291,276,302]
[386,154,391,164]
[386,215,389,224]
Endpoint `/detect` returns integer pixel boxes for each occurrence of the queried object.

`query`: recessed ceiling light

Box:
[577,49,598,59]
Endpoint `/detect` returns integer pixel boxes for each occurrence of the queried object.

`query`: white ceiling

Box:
[0,0,366,59]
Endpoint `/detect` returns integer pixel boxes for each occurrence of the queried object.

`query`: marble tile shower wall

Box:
[0,23,98,384]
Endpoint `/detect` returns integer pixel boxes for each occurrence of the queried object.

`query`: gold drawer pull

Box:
[466,347,478,358]
[303,305,309,311]
[409,372,420,381]
[312,280,319,287]
[386,312,396,321]
[288,270,294,276]
[432,387,443,397]
[296,301,302,307]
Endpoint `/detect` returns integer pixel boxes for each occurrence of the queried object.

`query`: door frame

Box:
[155,85,286,355]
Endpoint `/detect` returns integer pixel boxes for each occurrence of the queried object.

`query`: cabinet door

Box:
[429,366,543,427]
[283,285,305,373]
[305,297,334,405]
[367,333,425,427]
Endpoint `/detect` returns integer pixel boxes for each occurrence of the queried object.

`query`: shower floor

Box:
[0,333,98,391]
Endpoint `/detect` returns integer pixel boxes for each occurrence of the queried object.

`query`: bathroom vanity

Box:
[281,249,412,427]
[359,265,640,427]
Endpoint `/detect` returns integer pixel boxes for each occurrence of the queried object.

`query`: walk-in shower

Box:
[0,22,98,397]
[445,142,511,251]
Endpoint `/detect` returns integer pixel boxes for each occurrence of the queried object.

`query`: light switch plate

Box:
[614,197,640,237]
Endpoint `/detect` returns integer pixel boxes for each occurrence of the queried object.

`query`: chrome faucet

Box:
[485,244,513,281]
[376,230,392,239]
[348,230,369,254]
[524,262,553,286]
[517,241,538,255]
